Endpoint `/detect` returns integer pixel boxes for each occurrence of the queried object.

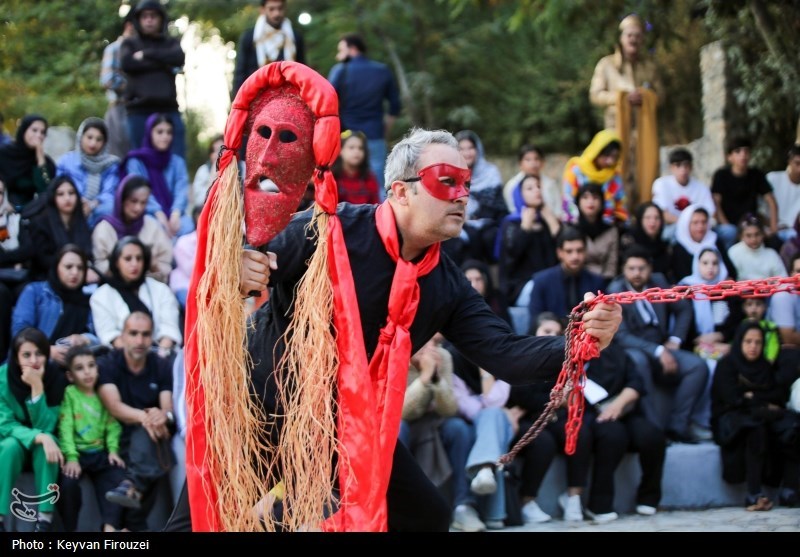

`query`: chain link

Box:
[498,274,800,466]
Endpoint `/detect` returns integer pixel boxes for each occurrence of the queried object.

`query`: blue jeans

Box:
[367,138,387,201]
[466,407,513,522]
[127,110,186,159]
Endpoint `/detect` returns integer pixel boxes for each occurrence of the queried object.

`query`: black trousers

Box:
[58,451,126,531]
[164,438,451,532]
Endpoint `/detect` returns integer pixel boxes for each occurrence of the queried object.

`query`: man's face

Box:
[336,40,350,62]
[121,314,153,366]
[727,147,750,173]
[138,9,163,36]
[671,160,692,186]
[557,239,586,275]
[262,0,286,28]
[623,256,651,291]
[243,89,315,247]
[620,26,643,58]
[403,143,470,245]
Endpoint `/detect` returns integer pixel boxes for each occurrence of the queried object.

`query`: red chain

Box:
[498,275,800,467]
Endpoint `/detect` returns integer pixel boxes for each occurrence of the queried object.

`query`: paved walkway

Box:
[496,506,799,532]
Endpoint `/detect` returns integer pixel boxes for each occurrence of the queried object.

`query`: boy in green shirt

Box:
[57,346,126,532]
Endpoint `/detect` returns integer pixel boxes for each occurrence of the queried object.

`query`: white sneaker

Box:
[451,504,486,532]
[636,504,657,516]
[521,500,551,523]
[585,508,619,524]
[470,466,497,496]
[558,492,583,522]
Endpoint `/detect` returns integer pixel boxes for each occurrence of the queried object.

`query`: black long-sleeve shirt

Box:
[248,203,565,442]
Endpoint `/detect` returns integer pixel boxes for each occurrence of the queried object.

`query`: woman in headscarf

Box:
[92,175,172,283]
[574,182,619,283]
[711,321,800,511]
[25,176,94,283]
[563,129,628,225]
[12,245,99,368]
[672,204,736,284]
[0,327,66,532]
[496,174,559,305]
[121,113,191,238]
[619,202,670,278]
[89,236,180,355]
[0,115,56,211]
[678,246,743,434]
[455,130,508,262]
[56,117,120,227]
[461,259,511,325]
[0,180,29,364]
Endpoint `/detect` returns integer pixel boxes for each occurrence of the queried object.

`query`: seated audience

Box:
[651,147,714,241]
[12,245,99,367]
[711,322,800,511]
[0,327,66,532]
[563,129,628,225]
[333,130,381,205]
[97,312,175,532]
[608,246,709,444]
[57,345,126,532]
[90,237,181,356]
[496,174,559,306]
[93,175,173,283]
[55,117,120,227]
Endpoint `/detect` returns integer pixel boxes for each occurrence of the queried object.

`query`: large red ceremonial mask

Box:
[243,85,315,247]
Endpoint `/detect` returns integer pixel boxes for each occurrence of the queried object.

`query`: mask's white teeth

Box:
[259,178,280,193]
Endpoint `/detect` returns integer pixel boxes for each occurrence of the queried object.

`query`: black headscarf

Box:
[105,236,151,315]
[40,176,93,255]
[46,245,91,343]
[6,328,66,425]
[460,259,511,325]
[726,321,775,389]
[0,115,56,206]
[576,183,611,240]
[628,202,669,273]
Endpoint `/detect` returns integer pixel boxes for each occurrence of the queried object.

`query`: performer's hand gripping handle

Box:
[241,249,277,298]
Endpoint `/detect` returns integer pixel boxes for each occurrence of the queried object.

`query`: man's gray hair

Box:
[384,128,458,195]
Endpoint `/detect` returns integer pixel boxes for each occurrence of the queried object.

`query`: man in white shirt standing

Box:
[766,144,800,243]
[651,147,715,242]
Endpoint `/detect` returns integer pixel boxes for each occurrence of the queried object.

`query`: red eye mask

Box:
[403,163,471,201]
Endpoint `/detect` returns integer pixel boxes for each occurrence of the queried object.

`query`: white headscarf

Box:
[675,203,717,255]
[679,245,729,334]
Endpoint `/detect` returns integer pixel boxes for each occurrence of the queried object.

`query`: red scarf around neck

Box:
[324,202,440,531]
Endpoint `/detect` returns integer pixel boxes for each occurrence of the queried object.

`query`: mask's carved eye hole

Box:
[258,126,272,139]
[279,130,297,143]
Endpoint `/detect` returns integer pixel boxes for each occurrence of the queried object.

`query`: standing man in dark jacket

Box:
[231,0,306,100]
[328,33,401,197]
[121,0,186,159]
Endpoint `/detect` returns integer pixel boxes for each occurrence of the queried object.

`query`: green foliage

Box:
[703,0,800,169]
[0,0,120,128]
[1,0,796,172]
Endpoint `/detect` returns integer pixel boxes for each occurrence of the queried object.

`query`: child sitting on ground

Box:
[57,346,126,532]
